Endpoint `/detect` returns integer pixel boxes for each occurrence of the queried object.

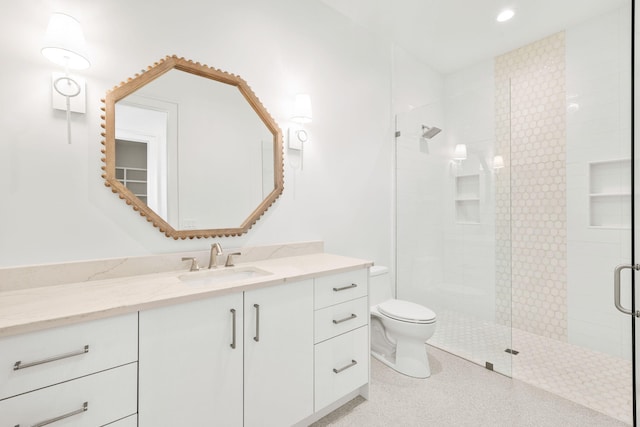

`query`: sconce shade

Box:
[291,93,312,124]
[453,144,467,161]
[493,155,505,169]
[41,13,90,70]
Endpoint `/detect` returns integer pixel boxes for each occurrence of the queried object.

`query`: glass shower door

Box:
[395,92,512,376]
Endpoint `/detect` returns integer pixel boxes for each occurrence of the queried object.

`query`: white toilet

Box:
[370,265,436,378]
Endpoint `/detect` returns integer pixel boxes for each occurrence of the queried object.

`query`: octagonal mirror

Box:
[101,56,284,239]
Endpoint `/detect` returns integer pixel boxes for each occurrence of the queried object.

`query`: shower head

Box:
[421,125,442,139]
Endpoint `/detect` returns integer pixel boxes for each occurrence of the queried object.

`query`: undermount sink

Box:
[178,266,271,286]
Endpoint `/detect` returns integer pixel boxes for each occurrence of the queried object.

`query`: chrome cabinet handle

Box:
[333,359,357,374]
[333,283,357,292]
[28,402,88,427]
[614,264,640,317]
[253,304,260,342]
[333,313,357,324]
[230,309,237,349]
[14,345,89,371]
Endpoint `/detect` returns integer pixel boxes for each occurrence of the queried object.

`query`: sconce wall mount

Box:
[287,93,312,169]
[288,127,308,150]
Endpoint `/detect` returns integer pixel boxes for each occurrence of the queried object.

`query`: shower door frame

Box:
[633,2,638,426]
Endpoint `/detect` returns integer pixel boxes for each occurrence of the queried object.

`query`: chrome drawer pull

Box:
[333,283,357,292]
[14,345,89,371]
[333,314,357,324]
[333,359,357,374]
[230,309,237,349]
[31,401,88,427]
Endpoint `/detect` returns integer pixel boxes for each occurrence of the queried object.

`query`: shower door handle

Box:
[613,264,640,317]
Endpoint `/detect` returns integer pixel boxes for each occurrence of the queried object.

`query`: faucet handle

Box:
[225,252,241,267]
[182,257,200,272]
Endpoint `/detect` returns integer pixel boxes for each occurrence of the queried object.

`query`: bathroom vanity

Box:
[0,244,372,426]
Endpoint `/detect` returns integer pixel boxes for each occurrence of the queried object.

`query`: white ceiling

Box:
[320,0,630,74]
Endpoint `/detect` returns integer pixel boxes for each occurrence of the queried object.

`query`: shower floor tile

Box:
[429,308,632,425]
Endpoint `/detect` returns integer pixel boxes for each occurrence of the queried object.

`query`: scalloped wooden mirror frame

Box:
[101,55,284,239]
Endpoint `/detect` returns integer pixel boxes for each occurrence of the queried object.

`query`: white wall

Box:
[392,44,445,300]
[441,60,496,320]
[566,5,632,357]
[0,0,393,268]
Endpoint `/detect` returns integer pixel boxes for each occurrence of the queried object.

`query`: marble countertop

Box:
[0,253,372,338]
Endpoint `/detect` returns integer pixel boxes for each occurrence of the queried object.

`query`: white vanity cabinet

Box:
[244,279,314,427]
[0,251,372,427]
[138,279,314,427]
[313,269,369,412]
[138,292,244,427]
[0,313,138,426]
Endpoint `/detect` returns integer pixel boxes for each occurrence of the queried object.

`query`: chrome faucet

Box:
[209,243,223,269]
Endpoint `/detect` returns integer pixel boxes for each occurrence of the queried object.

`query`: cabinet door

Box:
[244,280,314,427]
[139,293,243,427]
[315,325,369,411]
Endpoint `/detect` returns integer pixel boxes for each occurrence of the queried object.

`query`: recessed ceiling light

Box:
[497,9,515,22]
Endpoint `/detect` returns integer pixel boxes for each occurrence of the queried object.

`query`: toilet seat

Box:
[378,299,436,324]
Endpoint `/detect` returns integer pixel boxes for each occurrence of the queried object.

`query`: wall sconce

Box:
[493,155,505,172]
[449,144,467,176]
[288,93,312,169]
[41,12,90,144]
[453,144,467,162]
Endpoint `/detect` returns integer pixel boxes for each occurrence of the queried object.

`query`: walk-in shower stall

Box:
[395,3,633,424]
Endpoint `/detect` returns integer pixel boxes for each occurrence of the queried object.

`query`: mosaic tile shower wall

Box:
[495,32,568,341]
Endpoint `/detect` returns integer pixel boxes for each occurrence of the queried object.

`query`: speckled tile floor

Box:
[312,346,629,427]
[512,329,632,425]
[428,309,633,425]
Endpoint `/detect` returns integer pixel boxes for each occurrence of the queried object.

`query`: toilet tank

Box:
[369,265,393,306]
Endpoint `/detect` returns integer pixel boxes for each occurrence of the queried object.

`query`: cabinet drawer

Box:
[0,313,138,400]
[314,269,368,309]
[0,362,137,427]
[314,297,368,343]
[314,326,368,411]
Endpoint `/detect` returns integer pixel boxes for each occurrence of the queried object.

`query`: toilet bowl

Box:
[369,266,437,378]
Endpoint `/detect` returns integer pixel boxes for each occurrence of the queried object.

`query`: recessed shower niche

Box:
[455,174,480,224]
[588,159,631,229]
